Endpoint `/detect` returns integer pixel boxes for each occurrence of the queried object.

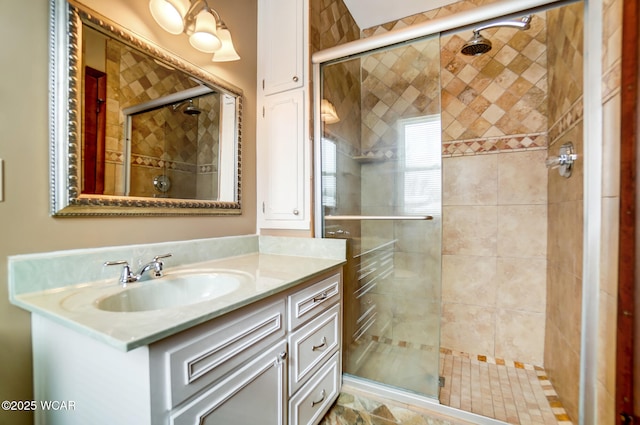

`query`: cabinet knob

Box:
[274,351,287,368]
[293,209,299,215]
[292,76,299,82]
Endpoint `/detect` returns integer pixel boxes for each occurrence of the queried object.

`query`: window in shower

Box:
[399,115,442,217]
[321,138,337,209]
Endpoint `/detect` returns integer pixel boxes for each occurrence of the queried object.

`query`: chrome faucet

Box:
[104,254,172,287]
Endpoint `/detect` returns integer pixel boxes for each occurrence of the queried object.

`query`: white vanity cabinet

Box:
[287,274,342,425]
[256,0,311,231]
[151,298,288,424]
[30,268,342,425]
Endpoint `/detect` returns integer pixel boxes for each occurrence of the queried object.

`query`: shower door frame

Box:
[312,0,603,423]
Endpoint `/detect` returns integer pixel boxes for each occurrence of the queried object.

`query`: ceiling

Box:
[342,0,461,29]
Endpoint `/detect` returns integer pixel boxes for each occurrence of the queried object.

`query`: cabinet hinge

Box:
[262,79,265,90]
[262,202,265,213]
[262,106,265,117]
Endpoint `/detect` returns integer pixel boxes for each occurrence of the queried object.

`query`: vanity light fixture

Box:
[149,0,240,61]
[321,99,340,124]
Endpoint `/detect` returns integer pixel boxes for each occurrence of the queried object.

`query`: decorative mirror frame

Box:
[49,0,243,216]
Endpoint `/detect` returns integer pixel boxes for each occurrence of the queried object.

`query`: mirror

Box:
[50,0,243,216]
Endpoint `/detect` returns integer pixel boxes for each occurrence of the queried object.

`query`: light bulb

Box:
[189,10,222,53]
[148,0,190,35]
[212,28,240,62]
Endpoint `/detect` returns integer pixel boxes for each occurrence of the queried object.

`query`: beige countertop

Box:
[9,236,346,351]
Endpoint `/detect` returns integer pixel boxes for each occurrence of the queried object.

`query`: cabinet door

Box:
[258,0,304,95]
[260,89,307,226]
[151,299,285,409]
[171,341,287,425]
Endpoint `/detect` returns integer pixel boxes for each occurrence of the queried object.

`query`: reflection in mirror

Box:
[121,88,236,202]
[50,0,243,216]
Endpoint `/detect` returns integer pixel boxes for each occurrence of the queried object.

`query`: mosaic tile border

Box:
[602,57,621,103]
[130,153,198,173]
[105,149,125,164]
[442,134,548,157]
[548,97,583,147]
[350,133,548,162]
[370,334,439,352]
[105,151,217,174]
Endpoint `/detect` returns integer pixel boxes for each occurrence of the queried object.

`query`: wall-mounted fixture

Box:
[546,142,578,178]
[321,99,340,124]
[149,0,240,62]
[460,15,532,56]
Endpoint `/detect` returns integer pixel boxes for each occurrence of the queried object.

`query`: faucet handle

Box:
[152,253,172,277]
[153,253,172,262]
[104,260,137,286]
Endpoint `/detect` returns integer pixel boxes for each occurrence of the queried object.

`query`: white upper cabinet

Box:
[261,90,307,224]
[258,0,305,95]
[257,0,310,231]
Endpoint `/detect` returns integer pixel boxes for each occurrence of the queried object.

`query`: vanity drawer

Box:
[288,352,341,425]
[288,272,340,330]
[288,303,340,395]
[152,299,285,408]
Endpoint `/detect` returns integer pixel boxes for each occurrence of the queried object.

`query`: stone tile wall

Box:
[438,11,549,366]
[317,5,594,415]
[103,41,219,198]
[543,3,584,421]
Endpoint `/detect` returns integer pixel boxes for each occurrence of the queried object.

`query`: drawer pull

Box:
[311,389,326,407]
[312,337,327,351]
[313,292,328,302]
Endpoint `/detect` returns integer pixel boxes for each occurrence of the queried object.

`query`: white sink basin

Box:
[95,270,246,312]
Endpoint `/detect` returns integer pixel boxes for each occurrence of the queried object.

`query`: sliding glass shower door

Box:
[318,35,442,399]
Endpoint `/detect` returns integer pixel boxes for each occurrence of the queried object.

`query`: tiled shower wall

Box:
[544,2,584,421]
[103,42,219,198]
[357,36,443,357]
[360,5,550,366]
[439,13,549,367]
[312,0,362,223]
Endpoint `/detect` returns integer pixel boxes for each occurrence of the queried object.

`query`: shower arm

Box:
[171,100,187,112]
[472,15,532,35]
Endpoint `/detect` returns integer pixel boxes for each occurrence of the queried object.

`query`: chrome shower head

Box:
[171,99,202,115]
[460,32,492,56]
[460,15,532,57]
[183,99,201,116]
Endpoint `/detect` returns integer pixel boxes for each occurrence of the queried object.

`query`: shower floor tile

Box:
[439,349,572,424]
[325,343,572,425]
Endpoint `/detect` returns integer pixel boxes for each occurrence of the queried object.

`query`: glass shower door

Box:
[318,34,442,399]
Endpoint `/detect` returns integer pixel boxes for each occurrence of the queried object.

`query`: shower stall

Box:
[314,0,589,422]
